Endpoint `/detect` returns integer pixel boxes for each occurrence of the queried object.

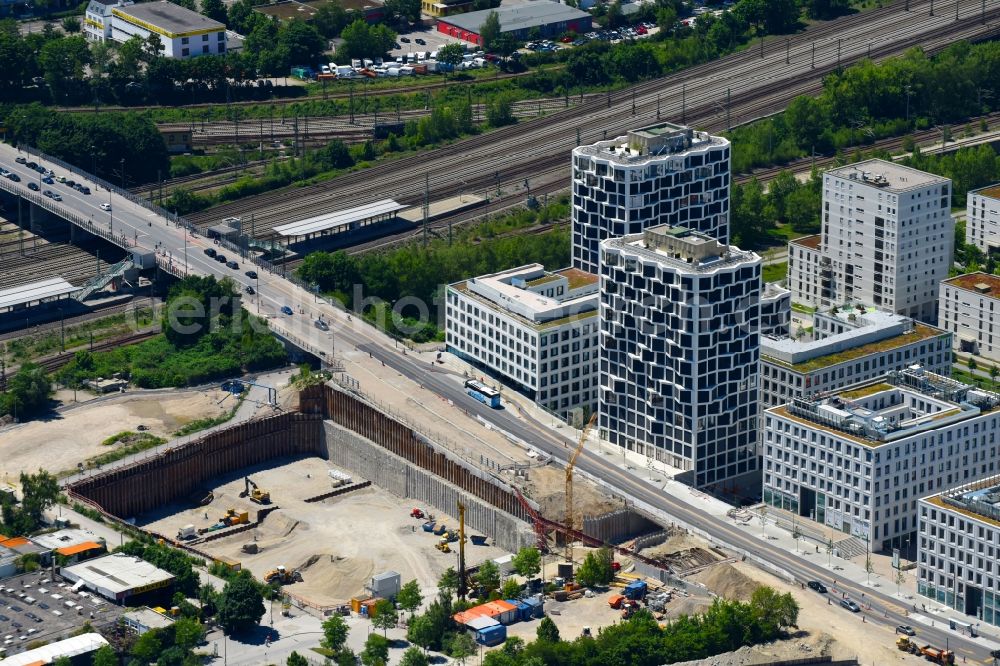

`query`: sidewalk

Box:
[416,346,1000,648]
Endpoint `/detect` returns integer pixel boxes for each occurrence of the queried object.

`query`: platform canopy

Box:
[273,199,405,238]
[0,277,77,310]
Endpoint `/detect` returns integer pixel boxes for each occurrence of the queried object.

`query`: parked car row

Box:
[6,157,90,194]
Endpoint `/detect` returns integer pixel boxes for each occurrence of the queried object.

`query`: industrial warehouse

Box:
[435,3,592,45]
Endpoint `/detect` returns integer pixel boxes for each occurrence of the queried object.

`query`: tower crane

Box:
[566,413,597,563]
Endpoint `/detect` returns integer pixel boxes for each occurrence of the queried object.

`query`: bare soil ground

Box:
[0,388,229,476]
[518,464,620,523]
[140,456,508,608]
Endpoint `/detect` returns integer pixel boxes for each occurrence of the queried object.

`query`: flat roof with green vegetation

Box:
[775,324,946,373]
[526,274,561,287]
[839,382,894,399]
[557,268,599,290]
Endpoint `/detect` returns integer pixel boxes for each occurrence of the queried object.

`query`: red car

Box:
[636,25,647,34]
[561,35,574,43]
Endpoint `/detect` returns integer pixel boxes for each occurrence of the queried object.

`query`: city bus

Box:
[464,380,501,408]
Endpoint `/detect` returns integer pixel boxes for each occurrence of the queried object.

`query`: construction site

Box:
[53,382,922,664]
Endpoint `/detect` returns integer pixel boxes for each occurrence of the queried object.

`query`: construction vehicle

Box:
[919,645,955,665]
[263,566,302,585]
[239,477,271,505]
[410,508,425,519]
[433,523,447,536]
[421,521,436,532]
[608,594,626,609]
[620,600,640,619]
[197,509,249,534]
[177,525,196,540]
[566,414,597,562]
[896,637,920,654]
[435,538,451,553]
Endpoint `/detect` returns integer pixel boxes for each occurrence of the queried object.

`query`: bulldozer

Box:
[435,538,451,553]
[263,565,302,585]
[239,477,271,505]
[896,637,920,654]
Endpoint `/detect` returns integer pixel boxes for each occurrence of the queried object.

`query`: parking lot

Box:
[390,25,468,59]
[0,572,123,656]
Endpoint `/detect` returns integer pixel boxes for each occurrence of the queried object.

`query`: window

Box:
[182,47,189,56]
[182,37,189,44]
[202,45,209,53]
[203,33,209,41]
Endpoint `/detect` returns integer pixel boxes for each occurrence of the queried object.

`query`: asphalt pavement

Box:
[1,141,994,662]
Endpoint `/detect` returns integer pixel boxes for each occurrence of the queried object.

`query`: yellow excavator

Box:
[240,476,271,505]
[435,537,451,553]
[264,565,302,585]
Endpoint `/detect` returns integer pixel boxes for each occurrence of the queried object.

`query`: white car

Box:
[100,202,111,211]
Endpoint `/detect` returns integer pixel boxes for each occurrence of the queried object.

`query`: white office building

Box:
[571,122,730,275]
[764,366,1000,552]
[599,225,761,490]
[445,265,599,419]
[939,272,1000,364]
[85,0,226,59]
[965,184,1000,254]
[788,159,953,322]
[918,476,1000,625]
[761,306,952,408]
[761,283,791,338]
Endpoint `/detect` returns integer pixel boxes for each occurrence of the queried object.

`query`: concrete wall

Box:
[581,509,660,545]
[69,412,324,518]
[324,421,534,552]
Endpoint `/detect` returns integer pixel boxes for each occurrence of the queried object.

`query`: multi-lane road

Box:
[187,0,1000,237]
[0,140,994,661]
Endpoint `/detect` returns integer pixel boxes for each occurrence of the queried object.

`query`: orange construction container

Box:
[350,596,371,614]
[608,594,625,609]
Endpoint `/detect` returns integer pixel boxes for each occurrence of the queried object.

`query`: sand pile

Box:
[691,563,761,601]
[641,531,709,558]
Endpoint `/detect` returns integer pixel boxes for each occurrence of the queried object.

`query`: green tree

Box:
[397,579,423,616]
[606,0,624,28]
[384,0,421,23]
[969,356,979,373]
[536,616,560,642]
[806,0,849,17]
[512,547,542,578]
[361,633,390,666]
[201,0,229,23]
[448,631,477,664]
[491,33,519,61]
[991,365,999,387]
[61,16,80,32]
[1,470,59,536]
[436,42,465,72]
[339,20,397,59]
[406,613,436,651]
[314,2,349,37]
[92,644,117,666]
[131,629,163,662]
[500,578,521,600]
[156,646,187,666]
[372,598,398,636]
[287,652,309,666]
[321,614,350,652]
[217,570,266,634]
[38,34,91,102]
[400,646,430,666]
[173,616,204,650]
[0,363,52,420]
[278,19,327,66]
[575,547,614,588]
[438,566,460,598]
[487,92,517,127]
[478,10,501,52]
[475,560,501,596]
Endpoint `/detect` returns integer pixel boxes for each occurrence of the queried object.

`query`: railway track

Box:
[733,110,1000,185]
[185,0,1000,238]
[54,69,540,115]
[0,298,151,343]
[0,240,126,290]
[5,330,160,378]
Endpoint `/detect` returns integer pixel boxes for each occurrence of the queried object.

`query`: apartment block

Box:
[445,265,599,419]
[939,272,1000,363]
[761,307,952,408]
[788,160,953,322]
[918,476,1000,625]
[86,0,226,59]
[764,366,1000,551]
[965,184,1000,254]
[571,122,730,275]
[599,225,761,490]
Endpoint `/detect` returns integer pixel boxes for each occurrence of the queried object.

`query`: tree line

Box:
[57,276,286,389]
[297,198,570,341]
[727,41,1000,174]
